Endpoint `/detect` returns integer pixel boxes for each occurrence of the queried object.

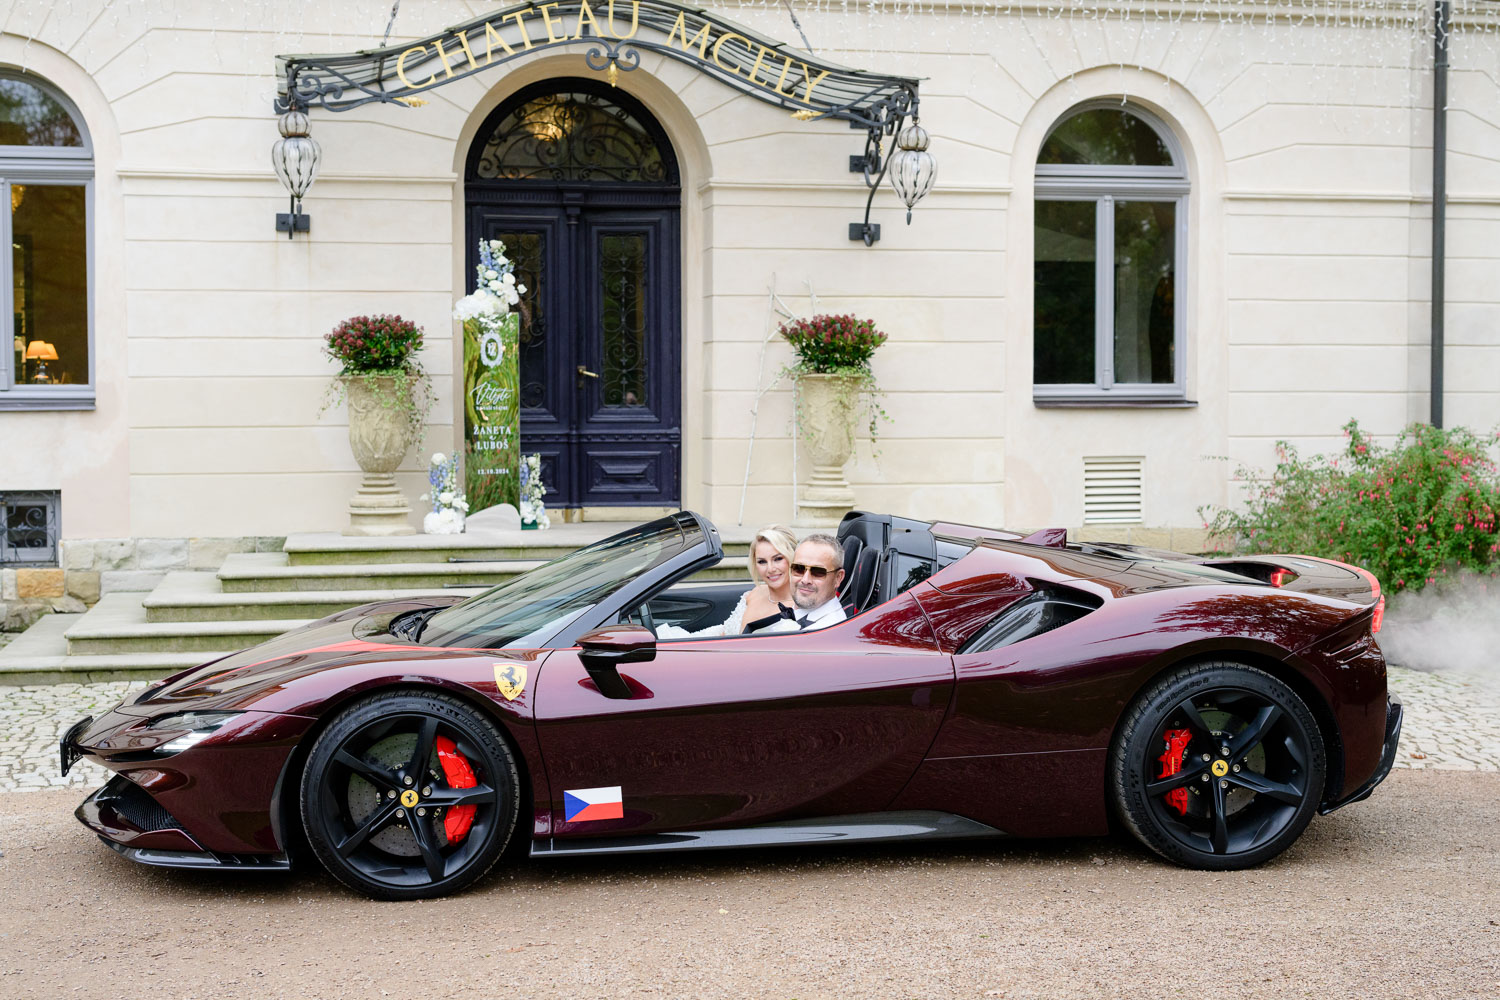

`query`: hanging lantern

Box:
[887,121,936,225]
[271,109,321,237]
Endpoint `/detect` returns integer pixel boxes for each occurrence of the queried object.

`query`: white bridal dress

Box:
[653,592,747,640]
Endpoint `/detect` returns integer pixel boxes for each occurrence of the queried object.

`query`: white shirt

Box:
[746,596,847,635]
[798,597,847,631]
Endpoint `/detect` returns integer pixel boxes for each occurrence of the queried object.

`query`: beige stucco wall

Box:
[2,2,1496,543]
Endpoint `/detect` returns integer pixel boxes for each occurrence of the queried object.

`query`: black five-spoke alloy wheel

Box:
[301,690,520,900]
[1110,662,1326,870]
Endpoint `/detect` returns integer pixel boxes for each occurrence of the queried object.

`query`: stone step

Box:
[0,611,215,684]
[142,571,486,623]
[219,552,751,593]
[283,523,756,566]
[63,593,308,656]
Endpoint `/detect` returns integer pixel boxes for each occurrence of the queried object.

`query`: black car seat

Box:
[842,547,879,614]
[836,535,863,604]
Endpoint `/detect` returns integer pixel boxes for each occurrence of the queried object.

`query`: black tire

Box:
[300,690,520,900]
[1109,661,1326,870]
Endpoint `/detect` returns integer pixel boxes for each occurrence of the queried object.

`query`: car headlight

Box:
[147,711,241,753]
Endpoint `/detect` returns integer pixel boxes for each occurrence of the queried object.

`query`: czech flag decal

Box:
[563,785,624,823]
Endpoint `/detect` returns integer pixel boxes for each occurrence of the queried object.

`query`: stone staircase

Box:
[0,523,754,684]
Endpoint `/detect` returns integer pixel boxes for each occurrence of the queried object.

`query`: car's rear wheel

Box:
[1109,662,1325,870]
[300,690,520,900]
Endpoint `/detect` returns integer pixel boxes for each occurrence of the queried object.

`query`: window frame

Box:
[1,70,95,411]
[1033,102,1189,405]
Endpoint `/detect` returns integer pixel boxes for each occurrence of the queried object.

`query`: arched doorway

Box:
[465,78,681,510]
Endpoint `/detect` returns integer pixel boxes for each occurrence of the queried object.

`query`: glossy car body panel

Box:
[535,591,951,835]
[72,711,313,853]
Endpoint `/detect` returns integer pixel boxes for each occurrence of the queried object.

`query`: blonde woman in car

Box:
[655,524,798,638]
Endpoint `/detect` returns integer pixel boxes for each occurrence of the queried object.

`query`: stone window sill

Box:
[0,393,95,412]
[1033,397,1197,409]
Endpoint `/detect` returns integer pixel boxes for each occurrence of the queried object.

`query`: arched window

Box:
[470,89,676,184]
[1,70,93,409]
[1033,103,1187,402]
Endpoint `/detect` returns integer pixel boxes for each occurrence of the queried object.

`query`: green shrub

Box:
[1200,420,1500,592]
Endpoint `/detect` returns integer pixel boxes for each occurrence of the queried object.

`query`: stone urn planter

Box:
[343,375,415,536]
[795,372,861,525]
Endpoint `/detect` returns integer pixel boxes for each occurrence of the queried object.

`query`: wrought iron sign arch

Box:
[273,0,932,244]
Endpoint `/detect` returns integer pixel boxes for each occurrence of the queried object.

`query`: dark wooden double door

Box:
[467,194,681,509]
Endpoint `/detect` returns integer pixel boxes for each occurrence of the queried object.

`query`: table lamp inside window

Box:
[23,340,58,383]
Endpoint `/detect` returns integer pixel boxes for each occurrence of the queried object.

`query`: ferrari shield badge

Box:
[493,662,527,701]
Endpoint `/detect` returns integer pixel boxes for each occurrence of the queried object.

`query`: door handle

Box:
[576,365,598,389]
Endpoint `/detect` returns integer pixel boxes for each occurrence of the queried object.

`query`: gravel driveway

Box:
[1,772,1496,999]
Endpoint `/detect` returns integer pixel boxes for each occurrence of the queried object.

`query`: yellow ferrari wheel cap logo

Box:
[400,789,419,808]
[1211,759,1229,777]
[494,663,527,701]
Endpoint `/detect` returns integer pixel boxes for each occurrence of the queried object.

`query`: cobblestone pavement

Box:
[0,666,1494,793]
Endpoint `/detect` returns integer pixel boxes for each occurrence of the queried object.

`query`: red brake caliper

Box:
[435,736,477,843]
[1157,728,1193,816]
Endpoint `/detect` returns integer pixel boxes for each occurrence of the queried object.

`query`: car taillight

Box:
[1349,565,1384,634]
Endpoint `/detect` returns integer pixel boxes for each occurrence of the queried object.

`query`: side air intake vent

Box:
[1083,456,1144,524]
[959,584,1103,654]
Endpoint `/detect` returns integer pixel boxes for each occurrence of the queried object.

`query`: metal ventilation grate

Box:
[1083,457,1144,524]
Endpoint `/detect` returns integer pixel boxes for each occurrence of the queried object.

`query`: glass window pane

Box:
[473,92,669,183]
[1113,201,1176,385]
[0,78,83,147]
[496,230,546,410]
[1034,200,1097,385]
[12,184,88,386]
[5,501,51,556]
[599,233,648,407]
[1039,109,1172,167]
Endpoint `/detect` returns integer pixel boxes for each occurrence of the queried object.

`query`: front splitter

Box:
[99,838,291,871]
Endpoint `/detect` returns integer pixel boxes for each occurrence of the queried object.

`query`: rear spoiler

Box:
[1201,554,1384,632]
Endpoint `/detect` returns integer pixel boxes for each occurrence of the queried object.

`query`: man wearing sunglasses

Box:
[743,533,847,634]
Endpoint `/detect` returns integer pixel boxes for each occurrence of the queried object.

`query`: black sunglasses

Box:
[790,562,837,578]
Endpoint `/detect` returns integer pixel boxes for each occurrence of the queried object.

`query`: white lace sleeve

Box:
[723,592,748,634]
[654,592,748,641]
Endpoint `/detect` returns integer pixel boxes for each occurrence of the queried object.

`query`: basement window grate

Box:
[1,491,60,566]
[1083,457,1143,524]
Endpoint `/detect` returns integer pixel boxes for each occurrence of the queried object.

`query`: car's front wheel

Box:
[1109,661,1326,869]
[300,690,520,900]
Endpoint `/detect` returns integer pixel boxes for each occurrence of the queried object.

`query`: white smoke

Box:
[1380,571,1500,688]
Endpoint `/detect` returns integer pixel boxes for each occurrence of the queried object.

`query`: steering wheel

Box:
[627,601,657,634]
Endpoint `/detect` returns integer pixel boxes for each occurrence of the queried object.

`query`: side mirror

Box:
[577,625,656,698]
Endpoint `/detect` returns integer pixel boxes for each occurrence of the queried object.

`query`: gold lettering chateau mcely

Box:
[393,1,832,106]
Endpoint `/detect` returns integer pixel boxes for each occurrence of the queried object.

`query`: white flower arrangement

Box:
[421,452,470,534]
[454,239,525,317]
[518,452,549,529]
[452,290,504,322]
[454,240,525,370]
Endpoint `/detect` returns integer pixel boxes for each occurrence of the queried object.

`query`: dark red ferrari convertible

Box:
[62,511,1400,900]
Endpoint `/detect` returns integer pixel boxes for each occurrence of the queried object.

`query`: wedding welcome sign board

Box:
[463,313,521,509]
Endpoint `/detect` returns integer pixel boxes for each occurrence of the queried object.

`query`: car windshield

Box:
[419,515,706,649]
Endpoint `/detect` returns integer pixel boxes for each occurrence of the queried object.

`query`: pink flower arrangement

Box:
[779,313,888,374]
[324,314,424,374]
